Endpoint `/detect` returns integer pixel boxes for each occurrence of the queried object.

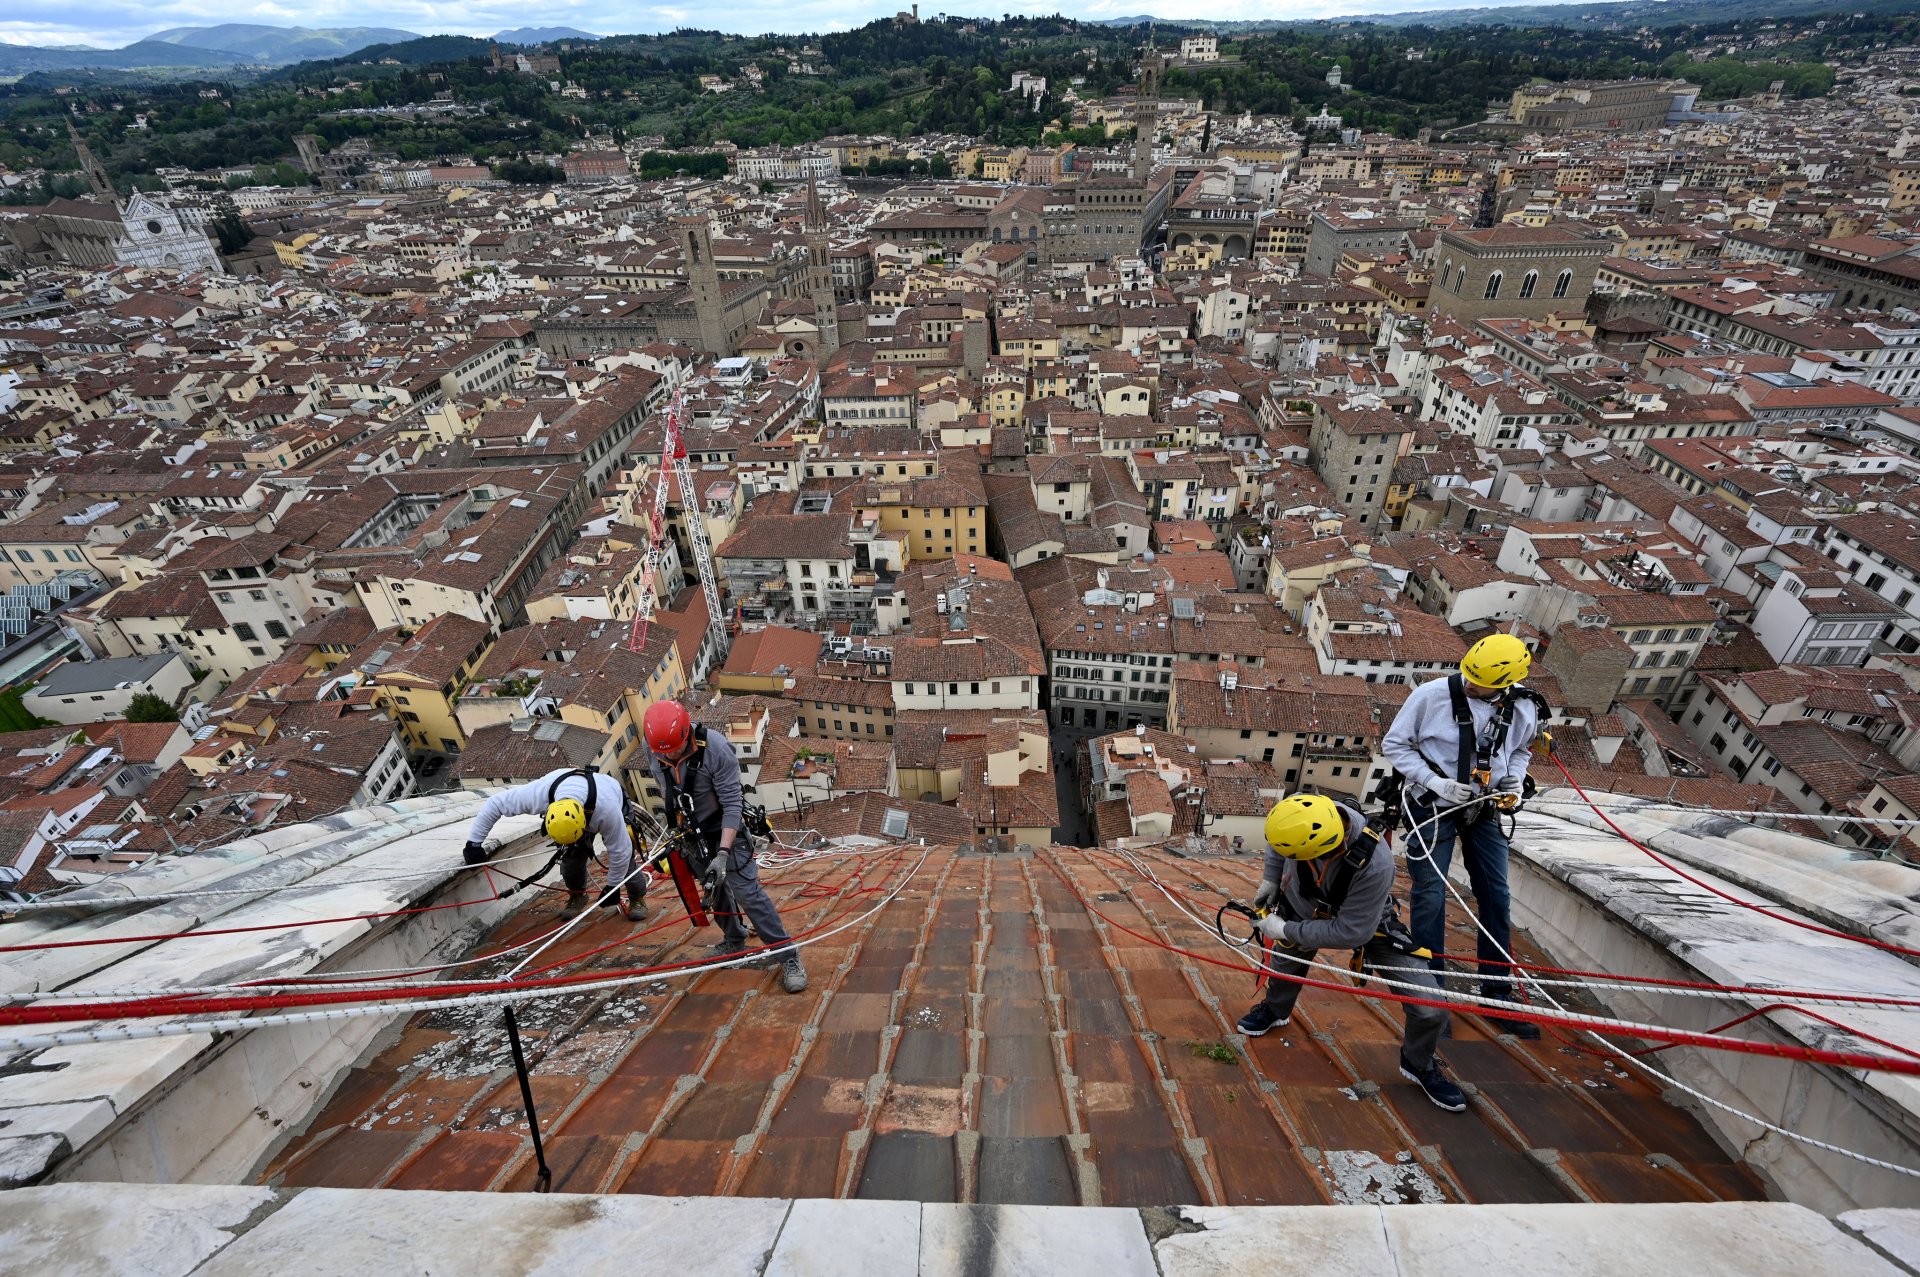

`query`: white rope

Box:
[501,855,658,980]
[1397,789,1920,1181]
[1113,834,1920,1181]
[1108,847,1919,1008]
[1524,797,1920,830]
[1104,845,1908,1048]
[0,849,930,1053]
[0,849,558,914]
[2,843,905,1003]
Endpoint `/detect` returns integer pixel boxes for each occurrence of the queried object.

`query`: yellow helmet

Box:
[1264,794,1346,860]
[544,798,588,845]
[1461,633,1531,690]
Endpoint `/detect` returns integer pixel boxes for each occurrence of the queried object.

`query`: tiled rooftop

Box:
[258,844,1764,1207]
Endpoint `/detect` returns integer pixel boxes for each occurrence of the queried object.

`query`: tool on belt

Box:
[1348,897,1433,986]
[1217,814,1435,993]
[648,790,717,927]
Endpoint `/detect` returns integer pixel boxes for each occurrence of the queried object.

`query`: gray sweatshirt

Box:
[647,727,744,839]
[467,767,637,887]
[1261,799,1394,951]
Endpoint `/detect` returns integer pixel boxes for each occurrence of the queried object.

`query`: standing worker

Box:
[1236,794,1466,1112]
[463,766,648,921]
[644,700,808,995]
[1380,633,1545,1039]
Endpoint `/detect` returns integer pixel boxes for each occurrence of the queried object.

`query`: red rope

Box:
[0,852,914,1028]
[1042,852,1920,1077]
[0,892,499,954]
[1092,848,1920,1010]
[1546,755,1920,961]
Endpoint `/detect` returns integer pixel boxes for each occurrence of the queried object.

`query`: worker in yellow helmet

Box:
[1381,633,1547,1039]
[463,767,648,922]
[1237,794,1466,1112]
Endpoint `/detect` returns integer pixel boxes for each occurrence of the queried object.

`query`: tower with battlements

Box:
[803,179,839,360]
[1134,51,1162,183]
[679,215,733,358]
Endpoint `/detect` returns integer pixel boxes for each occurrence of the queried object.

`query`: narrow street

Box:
[1048,720,1099,847]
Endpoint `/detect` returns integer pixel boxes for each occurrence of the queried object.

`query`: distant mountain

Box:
[295,34,495,68]
[0,39,244,75]
[146,24,421,63]
[492,27,599,44]
[1337,0,1920,27]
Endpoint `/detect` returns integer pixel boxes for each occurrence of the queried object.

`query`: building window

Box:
[1519,270,1539,299]
[1553,269,1573,299]
[1483,271,1503,300]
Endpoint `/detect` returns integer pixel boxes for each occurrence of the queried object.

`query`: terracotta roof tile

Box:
[258,844,1767,1207]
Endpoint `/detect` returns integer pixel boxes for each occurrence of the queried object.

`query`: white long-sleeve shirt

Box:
[467,768,637,888]
[1381,675,1539,802]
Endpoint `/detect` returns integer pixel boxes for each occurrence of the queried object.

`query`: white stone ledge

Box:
[1504,806,1920,1213]
[0,793,531,1189]
[0,1186,1910,1277]
[1525,788,1920,953]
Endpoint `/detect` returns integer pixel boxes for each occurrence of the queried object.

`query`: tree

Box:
[125,693,180,724]
[208,193,252,256]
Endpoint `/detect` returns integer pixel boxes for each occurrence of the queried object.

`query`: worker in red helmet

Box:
[645,700,807,994]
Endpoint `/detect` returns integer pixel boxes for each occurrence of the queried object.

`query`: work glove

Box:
[1257,913,1293,944]
[1493,774,1524,796]
[596,882,624,910]
[1426,778,1478,809]
[462,840,491,866]
[1251,879,1281,912]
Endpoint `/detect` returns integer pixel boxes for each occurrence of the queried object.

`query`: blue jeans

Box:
[1404,800,1515,1000]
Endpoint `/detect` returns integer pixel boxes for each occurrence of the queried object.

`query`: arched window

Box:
[992,226,1003,242]
[1440,259,1453,289]
[1553,268,1573,299]
[1454,264,1468,292]
[1483,270,1503,300]
[1519,270,1539,299]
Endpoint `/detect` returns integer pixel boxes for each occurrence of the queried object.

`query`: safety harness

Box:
[1373,677,1551,825]
[650,731,770,928]
[1219,816,1430,993]
[545,765,602,826]
[490,768,610,900]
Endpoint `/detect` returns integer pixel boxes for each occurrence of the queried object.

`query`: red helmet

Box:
[643,700,694,755]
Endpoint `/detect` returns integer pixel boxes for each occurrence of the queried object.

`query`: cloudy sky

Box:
[0,0,1565,50]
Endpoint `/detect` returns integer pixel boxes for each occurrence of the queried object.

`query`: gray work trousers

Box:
[706,832,792,950]
[558,842,645,900]
[1255,936,1449,1070]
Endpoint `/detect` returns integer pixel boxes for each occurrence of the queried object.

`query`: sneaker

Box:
[706,938,749,958]
[1236,1003,1291,1037]
[780,954,809,994]
[624,891,649,923]
[1399,1053,1468,1112]
[1483,995,1542,1040]
[1486,1014,1542,1041]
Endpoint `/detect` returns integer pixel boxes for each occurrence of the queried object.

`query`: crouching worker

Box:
[643,700,808,995]
[463,767,648,922]
[1235,794,1467,1112]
